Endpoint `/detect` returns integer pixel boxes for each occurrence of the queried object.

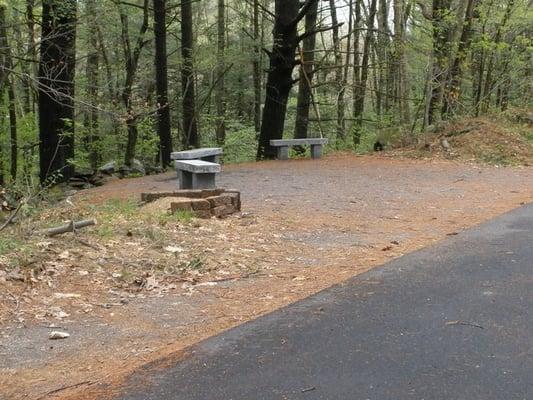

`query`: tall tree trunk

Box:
[427,0,453,125]
[337,0,353,145]
[7,79,17,180]
[119,0,149,167]
[376,0,391,116]
[252,0,262,136]
[442,0,477,117]
[393,0,411,130]
[154,0,173,166]
[329,0,344,140]
[353,0,362,126]
[257,0,318,159]
[26,0,38,114]
[181,0,199,149]
[38,0,77,184]
[353,0,378,146]
[481,0,515,113]
[85,0,100,172]
[0,5,17,180]
[294,0,319,141]
[215,0,226,145]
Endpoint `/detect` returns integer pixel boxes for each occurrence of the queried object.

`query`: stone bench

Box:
[270,138,328,160]
[171,147,223,163]
[175,160,221,190]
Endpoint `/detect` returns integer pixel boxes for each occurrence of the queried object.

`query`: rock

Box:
[118,165,132,177]
[145,165,164,175]
[68,177,92,189]
[99,161,117,175]
[49,331,70,340]
[131,159,146,175]
[89,173,107,187]
[6,270,24,282]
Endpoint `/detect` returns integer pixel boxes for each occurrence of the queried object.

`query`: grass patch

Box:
[0,236,26,256]
[157,210,194,225]
[100,198,138,216]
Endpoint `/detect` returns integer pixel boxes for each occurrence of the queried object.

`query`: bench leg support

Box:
[310,144,323,159]
[277,146,289,160]
[178,170,193,189]
[192,173,216,189]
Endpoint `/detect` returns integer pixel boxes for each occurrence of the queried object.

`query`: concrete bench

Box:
[270,138,328,160]
[171,147,223,163]
[175,160,221,190]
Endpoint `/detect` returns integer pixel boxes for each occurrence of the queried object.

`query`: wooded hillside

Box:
[0,0,531,184]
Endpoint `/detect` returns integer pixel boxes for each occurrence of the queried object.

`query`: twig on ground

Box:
[39,219,97,237]
[445,320,484,329]
[0,201,23,232]
[36,381,93,399]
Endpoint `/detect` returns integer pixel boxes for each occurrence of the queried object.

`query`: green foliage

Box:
[222,121,257,164]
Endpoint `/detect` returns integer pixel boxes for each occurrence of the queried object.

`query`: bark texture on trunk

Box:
[119,0,149,167]
[252,0,262,136]
[154,0,173,166]
[353,0,378,146]
[215,0,226,145]
[38,0,77,183]
[442,0,477,117]
[294,0,319,141]
[393,0,411,129]
[427,0,453,125]
[257,0,315,159]
[181,0,199,149]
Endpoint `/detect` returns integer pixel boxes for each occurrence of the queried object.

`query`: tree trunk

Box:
[252,0,262,136]
[337,0,353,145]
[85,0,100,172]
[329,0,345,140]
[215,0,226,145]
[0,5,17,180]
[353,0,378,146]
[118,0,149,166]
[294,0,319,141]
[154,0,173,166]
[427,0,453,125]
[393,0,411,130]
[257,0,318,159]
[7,79,17,180]
[38,0,77,184]
[181,0,199,149]
[481,0,515,113]
[376,0,391,116]
[442,0,477,117]
[353,0,362,126]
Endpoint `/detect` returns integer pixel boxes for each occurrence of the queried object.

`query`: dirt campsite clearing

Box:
[1,154,532,400]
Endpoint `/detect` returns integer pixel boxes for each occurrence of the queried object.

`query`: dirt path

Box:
[1,154,532,400]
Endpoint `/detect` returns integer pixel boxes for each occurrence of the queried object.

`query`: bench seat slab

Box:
[175,160,221,174]
[171,147,223,161]
[270,138,328,147]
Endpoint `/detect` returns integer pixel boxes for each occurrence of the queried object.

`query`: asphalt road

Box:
[118,204,533,400]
